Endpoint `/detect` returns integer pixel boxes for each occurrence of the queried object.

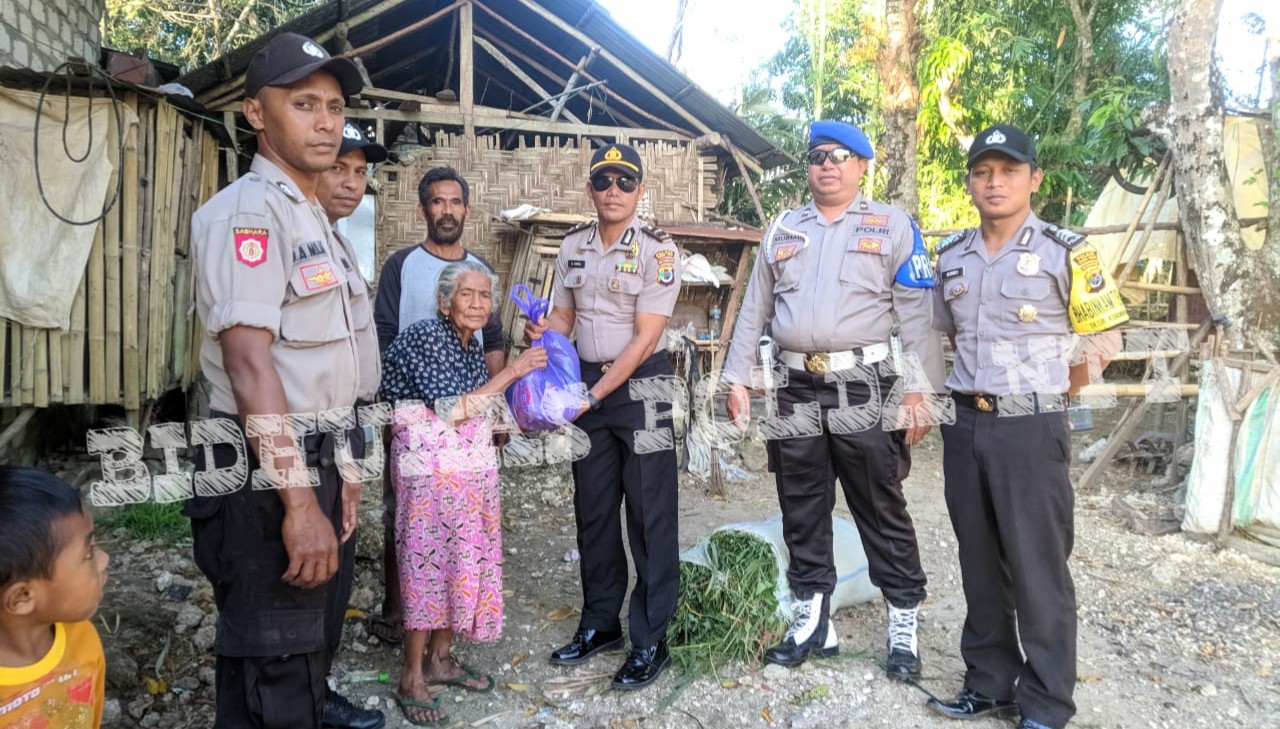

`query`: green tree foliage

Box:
[103,0,320,72]
[720,0,1174,233]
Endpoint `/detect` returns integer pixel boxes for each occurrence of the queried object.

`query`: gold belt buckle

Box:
[804,352,830,374]
[974,395,995,413]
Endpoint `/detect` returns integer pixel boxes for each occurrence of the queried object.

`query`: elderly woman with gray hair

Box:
[379,260,546,725]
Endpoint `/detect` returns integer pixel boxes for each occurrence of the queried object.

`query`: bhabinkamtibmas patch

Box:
[1067,244,1129,333]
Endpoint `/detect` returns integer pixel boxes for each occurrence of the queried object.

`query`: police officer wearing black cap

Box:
[187,33,371,729]
[526,143,683,691]
[724,120,943,679]
[312,121,388,729]
[926,124,1127,729]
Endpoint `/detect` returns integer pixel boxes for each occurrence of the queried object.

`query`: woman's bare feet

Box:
[395,676,446,726]
[423,651,494,692]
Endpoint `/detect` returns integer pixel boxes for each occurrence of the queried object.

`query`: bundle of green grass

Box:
[668,530,787,673]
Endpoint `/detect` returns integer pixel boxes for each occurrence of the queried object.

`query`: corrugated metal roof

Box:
[177,0,790,169]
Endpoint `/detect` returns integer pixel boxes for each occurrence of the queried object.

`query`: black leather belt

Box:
[952,392,1066,415]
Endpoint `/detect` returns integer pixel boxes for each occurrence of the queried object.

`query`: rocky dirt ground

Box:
[64,417,1280,729]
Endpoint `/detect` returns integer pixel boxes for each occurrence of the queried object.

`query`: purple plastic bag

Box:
[505,284,584,431]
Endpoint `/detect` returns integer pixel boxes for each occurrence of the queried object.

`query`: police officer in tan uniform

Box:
[312,120,388,729]
[724,121,942,678]
[926,125,1126,729]
[186,33,372,729]
[526,143,682,691]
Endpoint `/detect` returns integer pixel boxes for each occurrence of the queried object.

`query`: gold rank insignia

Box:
[1017,252,1040,276]
[1018,304,1038,323]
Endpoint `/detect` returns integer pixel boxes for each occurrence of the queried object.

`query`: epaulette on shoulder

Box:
[641,223,673,242]
[565,220,594,235]
[935,228,973,254]
[1043,223,1087,250]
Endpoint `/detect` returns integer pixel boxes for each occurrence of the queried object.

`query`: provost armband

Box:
[1066,243,1129,333]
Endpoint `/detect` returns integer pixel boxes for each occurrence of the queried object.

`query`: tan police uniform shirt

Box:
[932,211,1077,395]
[333,228,380,402]
[192,155,361,415]
[551,217,682,363]
[724,195,941,386]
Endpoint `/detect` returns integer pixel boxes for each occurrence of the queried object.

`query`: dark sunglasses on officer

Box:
[589,173,640,194]
[806,147,858,166]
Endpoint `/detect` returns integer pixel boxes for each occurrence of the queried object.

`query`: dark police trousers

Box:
[185,412,361,729]
[942,395,1076,728]
[573,353,679,648]
[765,365,927,606]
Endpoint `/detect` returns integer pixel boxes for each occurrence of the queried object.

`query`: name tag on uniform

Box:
[569,259,586,269]
[856,238,883,254]
[853,225,892,236]
[292,240,326,262]
[941,267,964,281]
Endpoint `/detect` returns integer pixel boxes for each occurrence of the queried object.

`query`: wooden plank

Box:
[343,0,463,59]
[122,93,142,412]
[87,220,106,403]
[47,325,62,404]
[19,326,35,406]
[474,36,583,124]
[1120,281,1201,296]
[104,97,124,403]
[136,103,155,401]
[714,240,755,373]
[0,321,7,406]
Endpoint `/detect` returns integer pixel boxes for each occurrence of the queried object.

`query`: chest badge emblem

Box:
[1017,253,1041,276]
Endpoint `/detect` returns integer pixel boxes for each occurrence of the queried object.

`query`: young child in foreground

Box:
[0,467,110,728]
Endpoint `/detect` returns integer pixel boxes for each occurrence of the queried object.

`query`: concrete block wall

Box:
[0,0,104,72]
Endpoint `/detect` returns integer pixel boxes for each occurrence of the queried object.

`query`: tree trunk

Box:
[877,0,921,218]
[1150,0,1280,351]
[1264,25,1280,300]
[1064,0,1096,141]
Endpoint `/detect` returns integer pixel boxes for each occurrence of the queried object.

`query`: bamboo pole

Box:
[1120,281,1201,295]
[9,326,20,405]
[1109,157,1170,270]
[148,102,178,398]
[551,48,597,122]
[122,93,141,414]
[104,100,123,403]
[0,321,7,405]
[135,102,155,408]
[87,220,106,403]
[474,36,583,124]
[47,324,61,404]
[1115,160,1175,285]
[1076,383,1199,398]
[19,326,35,406]
[33,331,48,408]
[459,0,475,139]
[343,0,463,58]
[66,276,86,404]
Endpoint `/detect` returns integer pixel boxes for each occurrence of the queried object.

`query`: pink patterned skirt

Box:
[391,406,503,642]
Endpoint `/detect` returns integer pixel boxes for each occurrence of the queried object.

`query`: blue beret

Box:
[809,120,874,160]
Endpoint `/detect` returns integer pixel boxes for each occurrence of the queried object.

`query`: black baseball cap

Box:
[339,121,387,164]
[967,124,1037,168]
[245,33,363,98]
[589,143,643,179]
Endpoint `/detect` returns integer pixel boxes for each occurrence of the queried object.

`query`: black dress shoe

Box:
[925,687,1019,720]
[886,646,922,681]
[549,628,625,665]
[1017,719,1053,729]
[611,641,671,690]
[322,688,386,729]
[763,593,838,667]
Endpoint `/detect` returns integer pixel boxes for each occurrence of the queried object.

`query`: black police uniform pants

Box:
[766,366,927,607]
[185,412,356,729]
[941,398,1076,729]
[572,353,679,648]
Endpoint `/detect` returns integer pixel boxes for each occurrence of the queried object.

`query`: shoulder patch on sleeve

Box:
[935,228,973,254]
[1044,224,1087,249]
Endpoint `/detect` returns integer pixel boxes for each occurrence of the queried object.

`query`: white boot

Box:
[885,601,922,680]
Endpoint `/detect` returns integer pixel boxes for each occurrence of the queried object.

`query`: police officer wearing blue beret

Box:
[725,120,943,678]
[926,124,1126,729]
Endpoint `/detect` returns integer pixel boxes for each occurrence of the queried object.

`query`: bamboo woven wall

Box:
[0,95,218,414]
[374,131,719,289]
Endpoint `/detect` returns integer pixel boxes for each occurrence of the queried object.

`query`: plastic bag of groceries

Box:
[505,284,584,431]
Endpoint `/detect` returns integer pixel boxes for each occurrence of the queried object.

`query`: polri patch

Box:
[568,259,586,269]
[655,249,676,285]
[300,261,339,291]
[860,213,890,227]
[234,228,269,268]
[940,267,964,281]
[856,238,883,254]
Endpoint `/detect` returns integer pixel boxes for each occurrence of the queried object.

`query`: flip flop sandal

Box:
[430,661,496,693]
[395,695,448,726]
[366,615,403,646]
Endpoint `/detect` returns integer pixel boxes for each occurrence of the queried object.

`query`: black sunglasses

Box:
[806,147,857,166]
[590,174,640,193]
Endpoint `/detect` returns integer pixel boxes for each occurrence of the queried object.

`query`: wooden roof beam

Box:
[474,35,583,124]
